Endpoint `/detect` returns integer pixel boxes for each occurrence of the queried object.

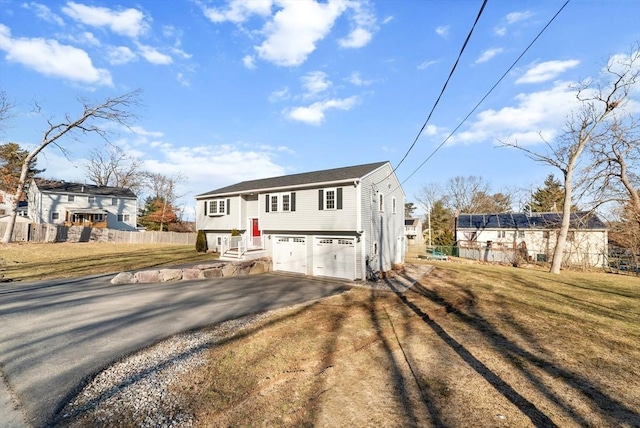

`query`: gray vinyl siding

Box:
[196,196,239,231]
[360,163,405,272]
[259,184,358,232]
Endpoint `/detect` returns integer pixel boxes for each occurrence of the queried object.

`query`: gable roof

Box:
[405,218,420,227]
[33,179,136,198]
[456,212,606,230]
[197,161,389,197]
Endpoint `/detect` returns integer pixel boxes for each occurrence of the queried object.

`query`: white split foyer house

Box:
[456,211,608,267]
[27,179,138,231]
[195,161,406,281]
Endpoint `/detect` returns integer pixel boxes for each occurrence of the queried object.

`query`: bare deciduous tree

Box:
[144,172,185,232]
[85,144,148,195]
[502,46,639,274]
[583,114,640,225]
[1,90,141,244]
[0,89,14,135]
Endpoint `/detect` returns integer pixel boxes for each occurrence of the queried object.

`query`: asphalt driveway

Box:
[0,272,351,427]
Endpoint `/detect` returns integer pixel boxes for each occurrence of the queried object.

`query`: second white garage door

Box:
[313,237,356,280]
[273,236,307,275]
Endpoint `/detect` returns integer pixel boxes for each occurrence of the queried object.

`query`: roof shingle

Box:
[34,179,136,198]
[197,161,388,197]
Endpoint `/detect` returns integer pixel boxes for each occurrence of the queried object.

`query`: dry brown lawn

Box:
[5,243,639,427]
[162,262,639,427]
[0,242,214,281]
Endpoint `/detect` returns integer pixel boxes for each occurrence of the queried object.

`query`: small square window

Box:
[68,195,75,202]
[112,198,118,206]
[88,196,95,203]
[517,231,525,238]
[51,212,59,220]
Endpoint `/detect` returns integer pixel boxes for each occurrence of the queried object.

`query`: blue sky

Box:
[1,0,639,219]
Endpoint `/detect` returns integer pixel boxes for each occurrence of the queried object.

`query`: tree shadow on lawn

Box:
[389,269,640,427]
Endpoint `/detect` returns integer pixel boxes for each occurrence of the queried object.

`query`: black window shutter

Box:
[226,198,230,215]
[265,194,270,212]
[318,189,324,210]
[291,192,296,212]
[204,200,208,215]
[337,188,343,210]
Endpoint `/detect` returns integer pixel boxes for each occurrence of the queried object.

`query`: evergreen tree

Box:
[426,199,455,247]
[138,196,179,231]
[404,202,417,219]
[0,142,44,193]
[526,174,575,213]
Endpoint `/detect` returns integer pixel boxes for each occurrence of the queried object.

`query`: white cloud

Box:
[450,81,580,146]
[339,27,372,48]
[0,24,112,86]
[128,125,164,138]
[417,59,439,70]
[243,55,256,69]
[202,0,274,23]
[347,71,373,86]
[62,2,149,38]
[268,86,290,103]
[136,43,172,65]
[339,0,376,48]
[285,96,358,125]
[106,45,137,65]
[205,0,375,67]
[23,2,64,25]
[301,71,331,97]
[435,25,450,38]
[516,60,580,84]
[177,72,190,87]
[506,11,533,24]
[475,47,504,64]
[255,0,348,67]
[494,26,506,37]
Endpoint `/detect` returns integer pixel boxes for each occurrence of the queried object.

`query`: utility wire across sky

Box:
[395,0,572,194]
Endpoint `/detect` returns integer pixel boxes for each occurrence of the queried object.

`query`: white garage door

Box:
[273,236,307,275]
[313,237,355,280]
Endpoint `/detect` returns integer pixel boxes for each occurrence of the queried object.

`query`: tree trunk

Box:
[2,154,33,243]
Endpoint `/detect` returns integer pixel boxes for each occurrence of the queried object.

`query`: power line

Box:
[398,0,572,190]
[377,0,488,186]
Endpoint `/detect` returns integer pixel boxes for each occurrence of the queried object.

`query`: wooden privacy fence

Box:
[0,222,196,245]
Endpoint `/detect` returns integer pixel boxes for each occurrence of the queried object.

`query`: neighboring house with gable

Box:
[27,179,137,231]
[405,217,424,247]
[0,190,28,218]
[195,161,406,281]
[455,211,608,267]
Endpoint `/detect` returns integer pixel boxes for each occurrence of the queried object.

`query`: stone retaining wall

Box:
[111,258,271,285]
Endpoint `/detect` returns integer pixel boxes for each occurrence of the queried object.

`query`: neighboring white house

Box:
[455,211,608,267]
[405,218,424,248]
[27,179,138,231]
[195,161,406,281]
[0,190,28,218]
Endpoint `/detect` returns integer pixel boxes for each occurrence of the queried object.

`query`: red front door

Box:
[252,218,260,237]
